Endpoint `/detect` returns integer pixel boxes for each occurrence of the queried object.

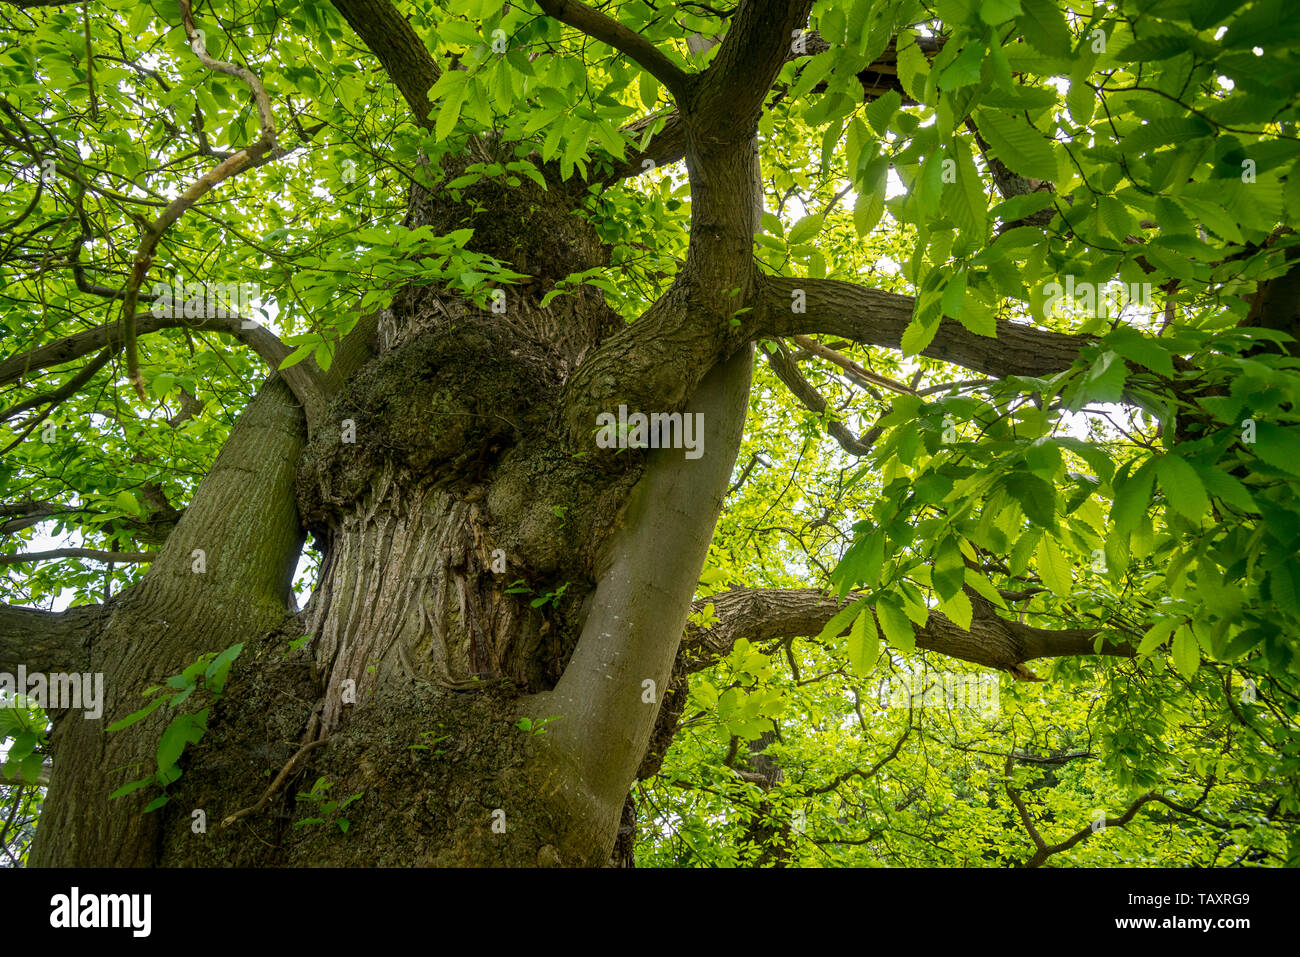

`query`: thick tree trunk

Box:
[27,146,752,865]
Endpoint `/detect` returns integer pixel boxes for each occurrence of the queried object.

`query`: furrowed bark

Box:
[680,587,1133,675]
[756,276,1092,380]
[29,374,307,866]
[0,603,101,676]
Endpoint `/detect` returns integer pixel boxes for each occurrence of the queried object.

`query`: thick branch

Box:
[690,0,814,135]
[540,345,754,859]
[331,0,440,125]
[0,603,102,675]
[537,0,690,103]
[681,587,1133,675]
[757,276,1092,380]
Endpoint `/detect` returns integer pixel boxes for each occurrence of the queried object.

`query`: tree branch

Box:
[331,0,440,125]
[691,0,814,135]
[0,602,102,676]
[0,312,330,432]
[537,0,691,103]
[0,548,155,566]
[119,0,280,401]
[1005,754,1162,867]
[757,276,1093,381]
[681,587,1133,675]
[763,343,878,457]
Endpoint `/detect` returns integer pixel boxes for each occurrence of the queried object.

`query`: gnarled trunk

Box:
[29,157,753,866]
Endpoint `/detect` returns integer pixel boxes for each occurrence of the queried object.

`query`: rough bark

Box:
[13,0,1129,869]
[29,374,307,866]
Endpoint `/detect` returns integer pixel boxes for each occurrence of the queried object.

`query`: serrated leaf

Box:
[1138,617,1180,656]
[1110,459,1155,537]
[937,589,973,630]
[1005,471,1056,528]
[1036,535,1072,597]
[975,109,1058,181]
[816,598,866,642]
[1156,454,1210,521]
[788,213,825,245]
[846,606,881,677]
[932,535,966,601]
[900,314,941,355]
[1171,625,1200,679]
[876,596,916,653]
[1251,423,1300,475]
[638,72,659,110]
[1017,0,1073,56]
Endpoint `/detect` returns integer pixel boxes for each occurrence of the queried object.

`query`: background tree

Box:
[1,0,1297,867]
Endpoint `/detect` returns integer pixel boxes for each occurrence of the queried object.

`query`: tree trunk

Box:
[28,147,752,866]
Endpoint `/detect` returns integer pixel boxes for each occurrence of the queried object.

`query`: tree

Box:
[1,0,1298,868]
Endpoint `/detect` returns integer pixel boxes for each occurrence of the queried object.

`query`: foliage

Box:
[1,0,1298,866]
[105,642,243,814]
[293,777,363,835]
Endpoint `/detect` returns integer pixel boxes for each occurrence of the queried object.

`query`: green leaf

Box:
[1110,459,1156,537]
[1252,423,1300,475]
[143,794,170,813]
[937,588,973,630]
[1156,454,1210,521]
[1017,0,1073,56]
[106,694,168,733]
[974,109,1058,181]
[108,777,154,801]
[846,605,881,677]
[1138,617,1180,656]
[1117,33,1198,62]
[1171,625,1201,679]
[1107,326,1175,377]
[875,596,916,653]
[816,598,866,642]
[980,0,1023,26]
[638,72,659,110]
[853,157,889,235]
[932,535,967,601]
[1005,471,1056,528]
[900,313,941,355]
[787,213,825,245]
[435,81,468,142]
[864,89,901,135]
[1036,535,1072,597]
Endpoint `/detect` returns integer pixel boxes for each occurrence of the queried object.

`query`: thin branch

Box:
[763,342,878,457]
[789,334,917,396]
[119,0,280,401]
[0,547,155,566]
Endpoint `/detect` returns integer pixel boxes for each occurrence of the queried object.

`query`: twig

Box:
[220,738,326,828]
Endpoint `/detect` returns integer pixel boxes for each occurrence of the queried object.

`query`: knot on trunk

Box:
[295,323,553,534]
